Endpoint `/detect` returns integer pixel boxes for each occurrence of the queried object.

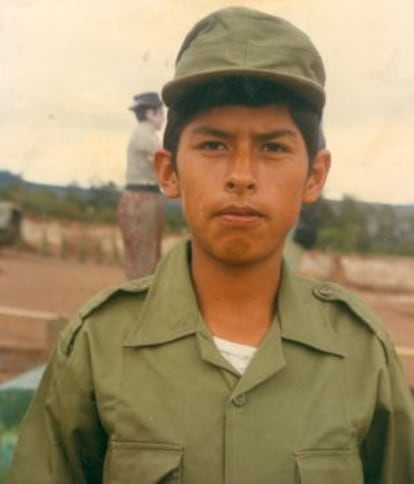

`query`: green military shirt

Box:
[8,240,414,483]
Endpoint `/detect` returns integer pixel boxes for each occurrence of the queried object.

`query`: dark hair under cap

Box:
[163,76,322,170]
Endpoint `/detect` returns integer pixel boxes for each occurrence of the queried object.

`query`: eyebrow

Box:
[190,126,298,141]
[191,126,233,139]
[254,130,298,142]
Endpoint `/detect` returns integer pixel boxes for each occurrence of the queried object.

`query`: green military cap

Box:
[162,7,326,110]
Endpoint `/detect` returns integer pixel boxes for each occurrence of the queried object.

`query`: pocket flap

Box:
[105,441,183,484]
[296,449,363,484]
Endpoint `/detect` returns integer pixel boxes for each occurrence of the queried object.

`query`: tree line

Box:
[0,179,185,232]
[316,196,414,256]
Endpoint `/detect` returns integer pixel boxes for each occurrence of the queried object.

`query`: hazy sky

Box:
[1,0,413,203]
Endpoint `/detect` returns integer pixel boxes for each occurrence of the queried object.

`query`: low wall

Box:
[300,251,414,293]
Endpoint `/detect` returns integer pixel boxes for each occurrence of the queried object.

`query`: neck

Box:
[191,246,283,347]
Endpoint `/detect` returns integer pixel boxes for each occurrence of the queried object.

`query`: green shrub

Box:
[0,390,33,429]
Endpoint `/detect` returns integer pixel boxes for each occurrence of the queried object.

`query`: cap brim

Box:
[162,69,325,110]
[129,101,163,111]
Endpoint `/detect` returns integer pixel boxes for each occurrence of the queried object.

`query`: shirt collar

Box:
[124,240,345,358]
[123,239,198,347]
[278,260,345,357]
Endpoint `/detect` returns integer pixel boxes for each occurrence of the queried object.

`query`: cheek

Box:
[178,160,216,203]
[267,173,308,222]
[181,187,209,223]
[269,168,308,199]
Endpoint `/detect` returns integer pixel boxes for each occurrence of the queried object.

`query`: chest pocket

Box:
[104,441,183,484]
[295,449,364,484]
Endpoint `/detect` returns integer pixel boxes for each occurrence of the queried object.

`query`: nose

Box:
[225,150,256,195]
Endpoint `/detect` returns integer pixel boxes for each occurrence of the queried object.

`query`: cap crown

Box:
[162,7,325,110]
[130,92,162,110]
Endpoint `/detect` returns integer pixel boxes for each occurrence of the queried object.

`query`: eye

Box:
[261,142,287,153]
[199,140,227,151]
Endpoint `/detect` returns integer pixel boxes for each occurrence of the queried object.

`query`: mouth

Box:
[214,204,264,225]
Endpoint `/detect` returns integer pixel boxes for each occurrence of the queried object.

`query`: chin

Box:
[192,229,282,267]
[212,241,276,267]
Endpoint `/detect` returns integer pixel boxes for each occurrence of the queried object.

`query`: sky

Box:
[1,0,413,204]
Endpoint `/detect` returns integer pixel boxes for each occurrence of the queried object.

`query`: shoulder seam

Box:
[312,281,392,358]
[78,275,153,320]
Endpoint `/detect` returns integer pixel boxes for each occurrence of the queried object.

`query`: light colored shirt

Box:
[125,121,160,186]
[213,336,257,374]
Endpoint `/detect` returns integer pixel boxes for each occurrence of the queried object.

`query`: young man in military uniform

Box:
[9,7,414,483]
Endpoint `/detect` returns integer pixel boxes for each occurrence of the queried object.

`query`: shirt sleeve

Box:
[7,319,107,484]
[361,344,414,483]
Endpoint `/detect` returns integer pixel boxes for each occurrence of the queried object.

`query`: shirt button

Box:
[317,285,335,299]
[233,393,247,407]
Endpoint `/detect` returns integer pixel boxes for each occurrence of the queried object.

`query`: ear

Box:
[302,148,331,204]
[154,149,180,198]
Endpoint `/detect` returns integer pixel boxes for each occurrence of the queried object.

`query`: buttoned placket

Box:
[196,315,286,484]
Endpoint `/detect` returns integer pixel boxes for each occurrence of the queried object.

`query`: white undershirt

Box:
[213,336,257,375]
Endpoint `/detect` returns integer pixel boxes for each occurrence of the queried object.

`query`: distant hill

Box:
[0,170,92,200]
[0,171,21,186]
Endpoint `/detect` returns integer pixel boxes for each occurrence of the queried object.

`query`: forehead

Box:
[182,104,300,135]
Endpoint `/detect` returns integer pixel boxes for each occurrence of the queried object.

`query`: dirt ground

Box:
[0,248,124,317]
[0,227,413,388]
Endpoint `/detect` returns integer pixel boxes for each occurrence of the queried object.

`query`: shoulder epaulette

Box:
[78,275,153,319]
[312,281,392,355]
[62,275,153,356]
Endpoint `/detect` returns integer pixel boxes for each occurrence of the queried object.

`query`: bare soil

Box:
[0,248,124,317]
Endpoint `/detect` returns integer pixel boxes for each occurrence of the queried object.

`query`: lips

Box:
[214,204,264,224]
[217,205,262,216]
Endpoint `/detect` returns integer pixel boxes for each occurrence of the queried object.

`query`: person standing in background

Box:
[117,92,165,279]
